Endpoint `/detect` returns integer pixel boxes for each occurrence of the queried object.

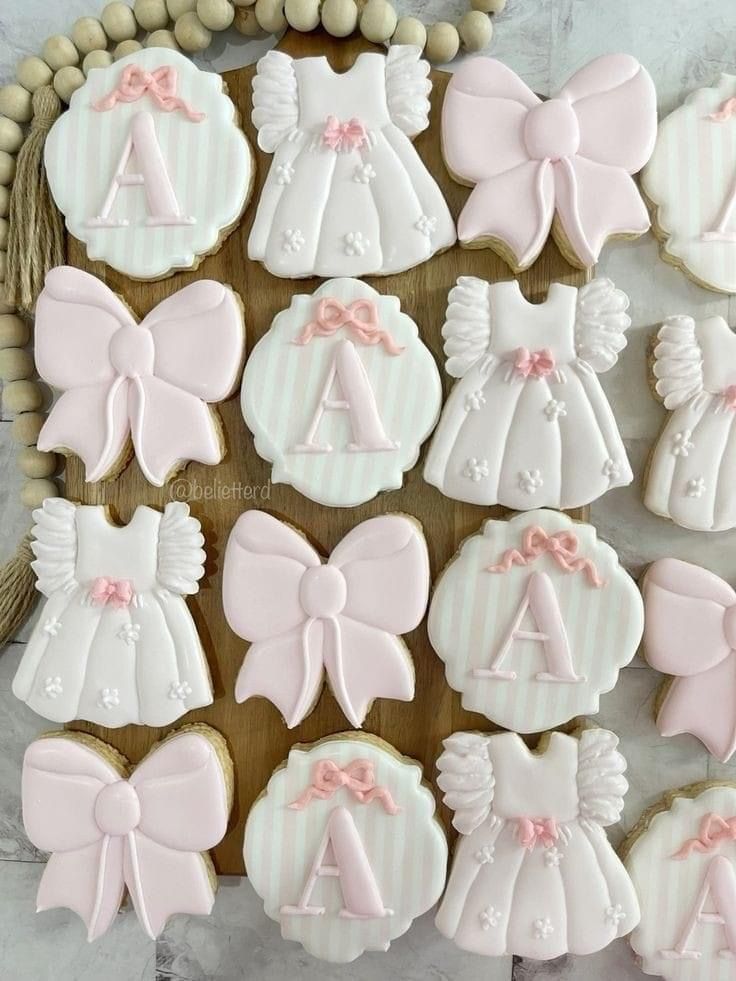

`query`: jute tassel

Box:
[0,530,37,650]
[6,86,65,313]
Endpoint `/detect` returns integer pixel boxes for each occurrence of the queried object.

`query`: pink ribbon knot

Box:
[90,576,134,609]
[517,816,559,850]
[723,385,736,410]
[289,759,400,814]
[710,98,736,122]
[487,525,605,588]
[93,65,205,122]
[673,813,736,859]
[322,115,368,151]
[294,297,404,355]
[513,347,556,379]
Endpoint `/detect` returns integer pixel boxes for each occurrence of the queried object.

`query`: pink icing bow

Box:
[517,817,559,850]
[487,526,604,588]
[710,98,736,122]
[289,759,400,814]
[443,55,656,268]
[673,813,736,860]
[22,733,229,941]
[723,385,736,410]
[93,64,205,122]
[90,577,133,609]
[322,115,368,151]
[294,297,404,355]
[222,511,429,729]
[35,268,243,487]
[513,347,555,379]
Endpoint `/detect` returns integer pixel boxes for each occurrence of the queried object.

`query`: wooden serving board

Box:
[66,30,586,875]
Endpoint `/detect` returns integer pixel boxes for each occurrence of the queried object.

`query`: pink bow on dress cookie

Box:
[517,817,559,850]
[34,267,243,487]
[22,732,229,941]
[322,115,368,152]
[442,54,657,269]
[222,511,430,728]
[89,577,134,609]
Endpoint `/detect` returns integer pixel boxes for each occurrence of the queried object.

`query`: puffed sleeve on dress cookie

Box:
[251,50,299,153]
[156,503,206,596]
[441,276,493,378]
[436,732,495,835]
[576,728,628,826]
[30,498,79,597]
[652,315,705,409]
[574,277,632,372]
[385,45,432,138]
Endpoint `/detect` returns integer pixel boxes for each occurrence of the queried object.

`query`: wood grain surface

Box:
[66,30,586,875]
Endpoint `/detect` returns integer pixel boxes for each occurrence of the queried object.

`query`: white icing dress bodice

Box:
[488,282,578,365]
[294,55,392,132]
[489,733,579,822]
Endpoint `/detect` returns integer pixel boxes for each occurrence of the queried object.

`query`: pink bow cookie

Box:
[222,511,430,728]
[35,267,244,487]
[443,55,657,270]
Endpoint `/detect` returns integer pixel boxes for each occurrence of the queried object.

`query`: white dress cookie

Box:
[247,46,456,278]
[12,499,212,727]
[242,277,442,507]
[244,734,447,962]
[44,48,253,279]
[424,277,633,509]
[428,509,644,733]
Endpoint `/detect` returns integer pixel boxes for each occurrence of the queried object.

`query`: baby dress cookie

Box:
[442,55,656,271]
[244,733,447,962]
[247,46,456,278]
[12,498,212,727]
[625,784,736,978]
[34,266,244,487]
[429,510,644,733]
[643,558,736,763]
[644,314,736,531]
[22,725,232,941]
[242,278,442,507]
[643,75,736,293]
[44,48,253,280]
[424,276,633,509]
[436,729,639,959]
[222,510,429,728]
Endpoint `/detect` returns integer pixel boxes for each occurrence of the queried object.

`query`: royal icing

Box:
[626,786,736,978]
[436,729,639,959]
[643,75,736,293]
[34,266,244,486]
[222,510,429,728]
[423,277,633,509]
[44,49,253,280]
[244,734,447,962]
[13,498,212,727]
[442,55,656,271]
[247,46,456,278]
[22,727,231,941]
[242,278,442,507]
[429,510,643,733]
[644,314,736,531]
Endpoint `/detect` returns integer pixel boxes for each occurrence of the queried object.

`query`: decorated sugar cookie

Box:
[244,733,447,962]
[242,278,442,507]
[222,510,429,728]
[442,55,656,271]
[22,726,232,941]
[34,267,244,487]
[423,277,633,509]
[643,75,736,293]
[44,48,253,280]
[13,498,213,727]
[644,314,736,531]
[436,729,639,959]
[247,46,456,278]
[625,785,736,978]
[429,510,644,733]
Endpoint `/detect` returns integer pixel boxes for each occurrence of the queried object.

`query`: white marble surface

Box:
[2,0,736,978]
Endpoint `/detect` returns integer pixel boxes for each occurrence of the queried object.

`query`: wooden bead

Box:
[0,217,7,250]
[19,447,57,479]
[285,0,320,31]
[471,0,506,11]
[392,15,426,48]
[0,151,16,187]
[114,40,144,60]
[0,187,8,219]
[0,250,5,282]
[197,0,235,30]
[174,11,213,50]
[233,0,256,4]
[0,84,33,124]
[102,2,139,41]
[83,50,115,75]
[72,16,108,54]
[21,479,59,510]
[12,411,45,445]
[167,0,197,16]
[233,6,261,33]
[0,315,30,349]
[54,66,86,104]
[146,29,180,48]
[321,0,358,37]
[0,118,23,154]
[425,21,460,63]
[134,0,170,30]
[458,10,492,51]
[3,380,43,413]
[16,56,53,93]
[42,35,80,71]
[255,0,287,33]
[360,0,397,42]
[0,348,34,382]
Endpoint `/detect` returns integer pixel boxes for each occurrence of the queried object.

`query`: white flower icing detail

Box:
[97,687,120,710]
[43,676,62,698]
[118,623,141,645]
[463,457,489,482]
[686,476,706,498]
[169,681,193,700]
[519,469,543,495]
[344,231,369,256]
[275,162,295,185]
[480,906,501,929]
[605,903,626,926]
[415,214,437,237]
[43,618,62,636]
[544,398,567,421]
[353,163,376,184]
[602,458,622,480]
[533,917,554,940]
[465,390,486,412]
[544,847,563,868]
[282,229,305,254]
[672,430,694,457]
[474,845,495,865]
